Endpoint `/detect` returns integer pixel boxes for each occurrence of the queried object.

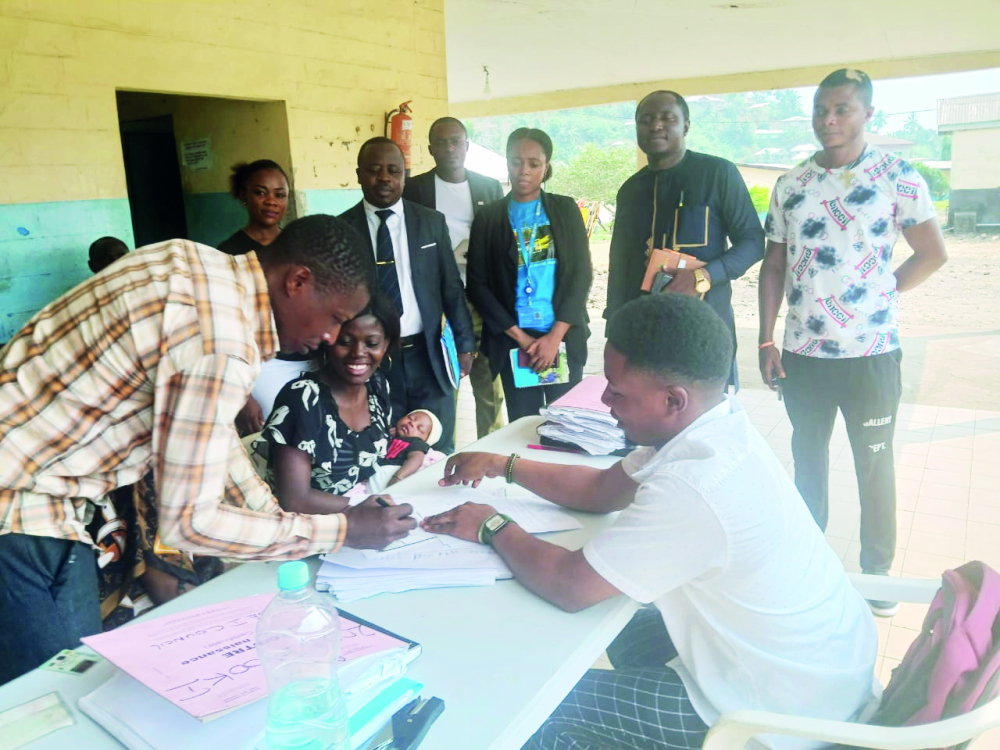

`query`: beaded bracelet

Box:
[505,453,519,484]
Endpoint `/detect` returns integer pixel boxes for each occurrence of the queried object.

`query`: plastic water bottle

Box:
[257,561,350,750]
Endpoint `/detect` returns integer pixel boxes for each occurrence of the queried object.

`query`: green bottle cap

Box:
[276,561,310,591]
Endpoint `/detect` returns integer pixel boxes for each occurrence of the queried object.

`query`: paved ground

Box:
[588,234,1000,410]
[454,233,1000,741]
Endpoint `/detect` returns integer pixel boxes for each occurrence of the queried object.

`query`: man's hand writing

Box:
[342,497,416,549]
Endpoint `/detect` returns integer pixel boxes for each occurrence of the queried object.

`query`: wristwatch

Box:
[478,513,514,546]
[693,268,711,295]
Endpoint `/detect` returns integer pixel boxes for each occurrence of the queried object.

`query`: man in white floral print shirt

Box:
[759,68,947,617]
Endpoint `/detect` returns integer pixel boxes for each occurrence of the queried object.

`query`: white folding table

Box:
[0,416,639,750]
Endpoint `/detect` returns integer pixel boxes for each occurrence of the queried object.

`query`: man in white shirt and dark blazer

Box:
[403,117,506,441]
[339,137,475,454]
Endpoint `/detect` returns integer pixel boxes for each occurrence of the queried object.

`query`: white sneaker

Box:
[867,599,900,618]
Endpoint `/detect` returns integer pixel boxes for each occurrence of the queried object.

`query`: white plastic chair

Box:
[703,572,1000,749]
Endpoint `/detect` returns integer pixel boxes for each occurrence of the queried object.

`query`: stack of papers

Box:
[317,485,583,601]
[538,375,631,455]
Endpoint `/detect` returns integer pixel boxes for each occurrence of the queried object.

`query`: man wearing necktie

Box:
[340,138,475,454]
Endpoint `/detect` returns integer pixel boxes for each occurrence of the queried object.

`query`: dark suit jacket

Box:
[338,199,475,395]
[402,169,504,215]
[466,191,593,379]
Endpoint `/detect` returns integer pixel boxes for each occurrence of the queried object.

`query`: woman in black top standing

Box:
[466,128,593,421]
[218,159,294,433]
[217,159,289,255]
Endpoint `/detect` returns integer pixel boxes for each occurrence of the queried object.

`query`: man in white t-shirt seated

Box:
[423,293,878,750]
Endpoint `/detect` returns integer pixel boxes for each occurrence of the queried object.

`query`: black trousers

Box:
[499,337,586,423]
[382,336,457,454]
[781,349,903,573]
[0,533,102,684]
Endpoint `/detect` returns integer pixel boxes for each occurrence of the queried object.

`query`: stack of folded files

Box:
[537,375,632,455]
[316,485,582,601]
[77,594,423,750]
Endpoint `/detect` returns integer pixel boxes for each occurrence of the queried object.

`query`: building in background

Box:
[465,142,510,191]
[737,163,791,193]
[938,92,1000,228]
[0,0,449,342]
[863,132,916,158]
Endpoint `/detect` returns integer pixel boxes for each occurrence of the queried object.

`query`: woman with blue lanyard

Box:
[466,128,593,421]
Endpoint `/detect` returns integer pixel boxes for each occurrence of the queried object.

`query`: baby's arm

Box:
[388,450,427,485]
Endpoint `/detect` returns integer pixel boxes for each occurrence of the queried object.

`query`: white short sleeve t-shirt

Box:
[584,397,877,750]
[251,357,317,421]
[434,175,475,285]
[765,145,937,358]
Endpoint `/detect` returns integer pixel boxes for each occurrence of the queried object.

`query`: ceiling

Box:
[445,0,1000,112]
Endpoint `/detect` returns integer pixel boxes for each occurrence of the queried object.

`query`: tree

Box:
[912,162,950,201]
[546,143,636,205]
[871,109,888,132]
[748,185,771,214]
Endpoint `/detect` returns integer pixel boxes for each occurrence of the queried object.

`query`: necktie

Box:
[375,209,403,315]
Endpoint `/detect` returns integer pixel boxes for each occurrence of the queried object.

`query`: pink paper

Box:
[82,593,408,719]
[549,375,611,413]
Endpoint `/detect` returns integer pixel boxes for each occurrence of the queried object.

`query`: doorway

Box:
[119,114,189,247]
[116,91,294,249]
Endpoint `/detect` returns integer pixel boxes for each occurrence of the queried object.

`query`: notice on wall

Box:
[181,138,212,171]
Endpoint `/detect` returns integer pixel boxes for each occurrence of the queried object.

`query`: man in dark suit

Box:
[404,117,506,440]
[340,137,475,454]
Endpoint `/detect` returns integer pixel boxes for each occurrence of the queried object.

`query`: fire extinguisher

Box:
[385,101,413,173]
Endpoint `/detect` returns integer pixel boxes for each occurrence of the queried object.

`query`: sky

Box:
[792,67,1000,130]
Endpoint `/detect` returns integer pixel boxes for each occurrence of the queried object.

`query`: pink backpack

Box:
[869,561,1000,748]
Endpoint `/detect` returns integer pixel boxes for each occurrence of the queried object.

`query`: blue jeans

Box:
[0,533,102,685]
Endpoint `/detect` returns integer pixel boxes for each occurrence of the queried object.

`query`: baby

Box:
[345,409,446,499]
[385,409,444,485]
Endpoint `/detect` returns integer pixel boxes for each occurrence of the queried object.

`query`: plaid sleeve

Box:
[153,354,345,559]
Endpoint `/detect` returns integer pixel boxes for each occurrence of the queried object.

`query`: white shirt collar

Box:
[363,197,404,218]
[623,394,744,483]
[646,394,741,460]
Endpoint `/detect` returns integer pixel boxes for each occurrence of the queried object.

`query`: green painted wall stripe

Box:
[0,188,367,343]
[0,199,134,342]
[183,192,247,248]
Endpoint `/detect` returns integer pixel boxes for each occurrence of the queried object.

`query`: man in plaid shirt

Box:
[0,215,416,683]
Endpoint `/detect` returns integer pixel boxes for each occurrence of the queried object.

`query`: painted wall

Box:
[736,165,789,193]
[951,189,1000,226]
[950,128,1000,190]
[0,0,448,337]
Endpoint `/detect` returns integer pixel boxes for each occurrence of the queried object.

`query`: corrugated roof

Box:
[938,93,1000,130]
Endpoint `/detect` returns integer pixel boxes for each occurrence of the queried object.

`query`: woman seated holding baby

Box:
[254,294,444,512]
